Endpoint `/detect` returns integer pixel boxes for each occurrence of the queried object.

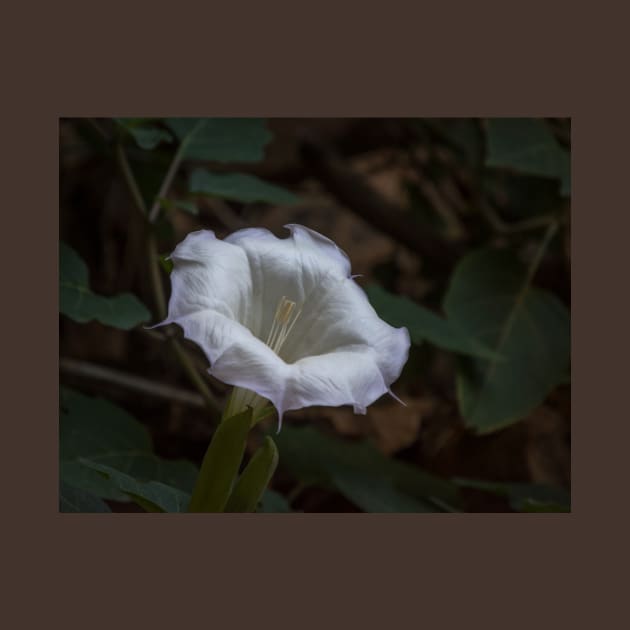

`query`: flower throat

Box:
[264,295,302,356]
[225,296,302,421]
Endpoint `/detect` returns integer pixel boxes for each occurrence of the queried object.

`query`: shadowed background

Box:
[59,118,571,513]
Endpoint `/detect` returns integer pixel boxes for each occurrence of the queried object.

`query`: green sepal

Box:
[188,407,253,512]
[224,437,279,513]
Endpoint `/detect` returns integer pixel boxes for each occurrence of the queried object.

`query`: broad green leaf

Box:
[365,285,499,360]
[275,425,460,512]
[80,460,191,513]
[174,200,199,215]
[188,408,253,512]
[59,482,111,513]
[258,489,292,513]
[419,118,485,167]
[224,437,279,512]
[444,249,570,433]
[518,498,570,513]
[330,469,436,513]
[116,118,173,150]
[483,171,563,221]
[165,118,271,163]
[454,478,570,512]
[189,169,298,205]
[59,242,150,330]
[60,388,198,501]
[486,118,570,197]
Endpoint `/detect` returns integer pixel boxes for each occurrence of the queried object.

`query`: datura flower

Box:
[158,224,410,429]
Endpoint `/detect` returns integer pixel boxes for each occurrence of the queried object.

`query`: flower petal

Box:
[282,274,410,386]
[224,225,351,340]
[286,348,390,414]
[164,230,254,329]
[284,224,352,279]
[160,225,410,422]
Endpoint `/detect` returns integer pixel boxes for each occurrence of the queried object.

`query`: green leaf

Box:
[224,437,279,512]
[421,118,485,167]
[189,169,298,205]
[80,460,191,513]
[174,200,199,215]
[258,489,292,513]
[330,469,437,513]
[59,242,150,330]
[518,498,570,513]
[454,478,570,512]
[60,388,198,501]
[486,118,570,197]
[59,482,111,513]
[444,249,570,433]
[165,118,271,163]
[158,197,199,216]
[483,171,563,221]
[159,255,174,274]
[365,285,499,360]
[115,118,173,150]
[188,408,253,512]
[275,426,461,512]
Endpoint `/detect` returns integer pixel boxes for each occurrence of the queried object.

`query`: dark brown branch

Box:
[299,136,461,270]
[59,357,209,408]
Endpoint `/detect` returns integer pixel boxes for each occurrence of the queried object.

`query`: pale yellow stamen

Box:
[229,296,302,418]
[264,296,302,356]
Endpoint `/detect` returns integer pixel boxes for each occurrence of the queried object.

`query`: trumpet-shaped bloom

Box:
[159,225,410,427]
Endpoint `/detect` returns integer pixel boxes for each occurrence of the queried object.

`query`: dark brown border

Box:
[6,1,622,627]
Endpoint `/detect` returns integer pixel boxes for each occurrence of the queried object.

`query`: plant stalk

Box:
[115,138,219,413]
[147,119,205,223]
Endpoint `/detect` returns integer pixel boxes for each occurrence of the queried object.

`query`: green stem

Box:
[170,338,221,412]
[480,201,559,234]
[147,119,205,223]
[115,139,219,414]
[116,142,148,215]
[146,234,167,319]
[224,386,275,426]
[472,218,560,409]
[147,145,185,223]
[524,219,559,285]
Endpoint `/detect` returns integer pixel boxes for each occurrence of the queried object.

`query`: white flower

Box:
[159,224,410,428]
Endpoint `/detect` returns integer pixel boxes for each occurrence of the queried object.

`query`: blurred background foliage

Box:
[59,117,570,513]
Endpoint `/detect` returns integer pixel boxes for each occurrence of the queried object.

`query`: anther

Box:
[265,295,301,356]
[277,297,296,325]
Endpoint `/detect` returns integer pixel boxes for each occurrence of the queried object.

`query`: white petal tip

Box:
[144,319,170,331]
[388,388,407,407]
[353,404,367,415]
